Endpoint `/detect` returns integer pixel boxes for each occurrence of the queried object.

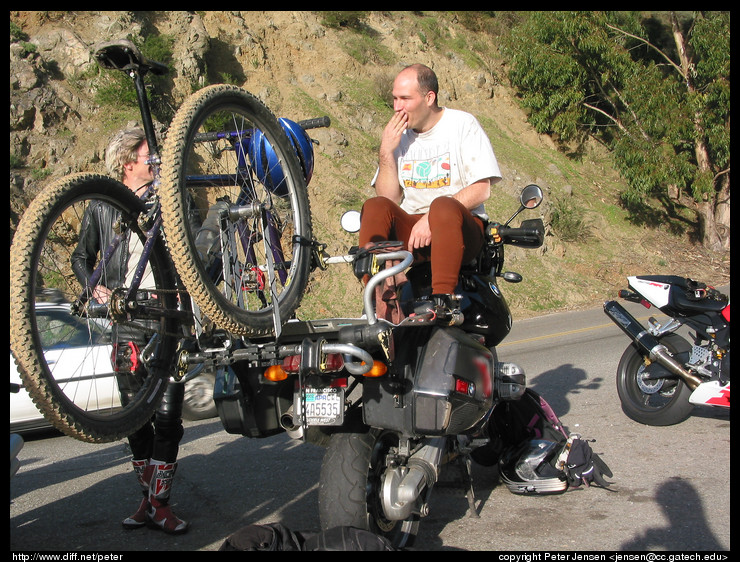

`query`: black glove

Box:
[565,437,614,489]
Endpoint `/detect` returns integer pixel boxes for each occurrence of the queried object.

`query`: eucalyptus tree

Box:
[505,11,730,251]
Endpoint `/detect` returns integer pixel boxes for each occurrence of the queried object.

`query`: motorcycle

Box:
[604,276,730,426]
[212,185,609,547]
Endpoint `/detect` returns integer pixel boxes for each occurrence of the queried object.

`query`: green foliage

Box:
[505,11,730,247]
[316,11,369,31]
[10,20,37,54]
[10,21,27,42]
[550,196,592,242]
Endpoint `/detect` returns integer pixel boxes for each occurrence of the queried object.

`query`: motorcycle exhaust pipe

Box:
[382,437,446,521]
[604,301,702,390]
[279,407,304,439]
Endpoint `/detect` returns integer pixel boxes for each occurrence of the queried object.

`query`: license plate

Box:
[295,387,344,426]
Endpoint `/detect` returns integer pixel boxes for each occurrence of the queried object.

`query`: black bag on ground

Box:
[219,523,305,551]
[304,526,396,551]
[219,523,397,551]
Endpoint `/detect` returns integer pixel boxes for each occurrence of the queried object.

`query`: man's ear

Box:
[425,90,437,107]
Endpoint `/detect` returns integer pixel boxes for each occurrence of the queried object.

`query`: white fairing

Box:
[689,381,730,408]
[628,276,671,308]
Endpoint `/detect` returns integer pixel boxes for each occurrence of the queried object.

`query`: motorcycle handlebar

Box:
[497,223,544,248]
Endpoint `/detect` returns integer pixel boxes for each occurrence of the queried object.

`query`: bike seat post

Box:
[132,70,160,159]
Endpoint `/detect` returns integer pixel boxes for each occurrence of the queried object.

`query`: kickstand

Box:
[439,453,480,518]
[462,453,480,519]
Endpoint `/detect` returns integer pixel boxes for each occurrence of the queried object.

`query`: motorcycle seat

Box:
[636,275,728,314]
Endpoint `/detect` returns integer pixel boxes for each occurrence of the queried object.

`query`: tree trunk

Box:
[671,12,729,253]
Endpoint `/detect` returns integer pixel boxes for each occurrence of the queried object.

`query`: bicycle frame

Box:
[85,41,305,364]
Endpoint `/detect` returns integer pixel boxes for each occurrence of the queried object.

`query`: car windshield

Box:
[36,309,110,351]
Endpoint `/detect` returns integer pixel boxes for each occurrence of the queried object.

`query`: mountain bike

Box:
[9,39,327,442]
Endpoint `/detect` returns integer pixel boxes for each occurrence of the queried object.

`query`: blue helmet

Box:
[249,118,314,196]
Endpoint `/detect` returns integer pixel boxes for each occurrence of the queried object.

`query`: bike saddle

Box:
[93,39,168,76]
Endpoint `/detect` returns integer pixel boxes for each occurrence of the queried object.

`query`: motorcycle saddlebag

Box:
[413,327,495,435]
[363,327,494,436]
[214,363,292,438]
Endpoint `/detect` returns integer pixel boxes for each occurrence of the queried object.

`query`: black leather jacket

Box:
[71,198,130,292]
[71,190,201,294]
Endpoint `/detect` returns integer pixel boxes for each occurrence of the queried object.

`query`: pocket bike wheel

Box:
[10,173,182,443]
[160,84,313,337]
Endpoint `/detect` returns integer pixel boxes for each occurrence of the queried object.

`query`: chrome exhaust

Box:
[381,437,445,520]
[279,407,304,439]
[604,301,702,389]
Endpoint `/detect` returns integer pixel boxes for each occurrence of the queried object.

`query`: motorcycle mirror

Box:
[520,184,543,209]
[504,184,544,226]
[340,210,361,233]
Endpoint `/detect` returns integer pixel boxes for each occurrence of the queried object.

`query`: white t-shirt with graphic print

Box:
[373,107,501,216]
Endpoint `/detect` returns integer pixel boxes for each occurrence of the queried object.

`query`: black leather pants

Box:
[127,380,185,463]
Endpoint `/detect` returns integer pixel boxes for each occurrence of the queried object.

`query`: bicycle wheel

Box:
[10,173,182,443]
[160,84,312,337]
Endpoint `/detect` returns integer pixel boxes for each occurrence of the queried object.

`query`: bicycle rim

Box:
[9,173,180,442]
[160,84,312,337]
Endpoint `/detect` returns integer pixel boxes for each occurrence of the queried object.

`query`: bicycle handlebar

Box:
[192,116,330,144]
[296,116,331,130]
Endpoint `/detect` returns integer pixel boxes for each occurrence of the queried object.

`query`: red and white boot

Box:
[122,459,153,530]
[146,460,189,535]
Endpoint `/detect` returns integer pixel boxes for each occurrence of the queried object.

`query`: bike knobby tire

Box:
[10,173,181,443]
[160,84,313,337]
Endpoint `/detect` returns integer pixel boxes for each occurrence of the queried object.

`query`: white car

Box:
[10,302,216,434]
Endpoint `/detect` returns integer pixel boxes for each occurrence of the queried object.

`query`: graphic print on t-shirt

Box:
[400,153,451,190]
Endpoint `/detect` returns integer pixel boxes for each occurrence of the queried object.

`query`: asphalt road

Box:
[10,300,730,553]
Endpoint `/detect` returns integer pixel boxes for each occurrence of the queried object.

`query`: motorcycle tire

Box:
[616,333,695,426]
[319,429,419,549]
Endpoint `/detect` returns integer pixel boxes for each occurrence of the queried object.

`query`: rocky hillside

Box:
[10,11,730,320]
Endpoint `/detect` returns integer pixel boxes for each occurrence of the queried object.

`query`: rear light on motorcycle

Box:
[264,364,288,382]
[322,353,345,372]
[722,304,730,322]
[363,360,388,377]
[282,355,301,373]
[278,353,346,375]
[454,377,475,397]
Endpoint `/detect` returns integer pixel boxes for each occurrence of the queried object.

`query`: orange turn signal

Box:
[264,364,288,382]
[364,360,388,378]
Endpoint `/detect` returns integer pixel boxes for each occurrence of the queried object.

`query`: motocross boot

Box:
[122,459,153,530]
[413,294,464,325]
[146,460,189,535]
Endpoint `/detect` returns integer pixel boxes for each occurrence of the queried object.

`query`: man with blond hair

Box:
[72,126,190,535]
